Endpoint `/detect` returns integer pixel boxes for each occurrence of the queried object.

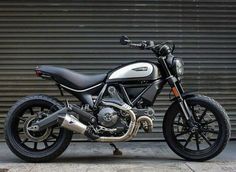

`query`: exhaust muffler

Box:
[58,114,99,140]
[58,114,87,134]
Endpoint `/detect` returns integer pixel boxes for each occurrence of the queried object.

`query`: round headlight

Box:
[173,58,184,77]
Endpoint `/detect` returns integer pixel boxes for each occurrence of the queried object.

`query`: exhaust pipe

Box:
[126,116,153,141]
[56,101,149,142]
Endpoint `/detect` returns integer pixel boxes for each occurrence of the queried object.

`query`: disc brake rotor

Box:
[201,114,216,139]
[176,114,186,138]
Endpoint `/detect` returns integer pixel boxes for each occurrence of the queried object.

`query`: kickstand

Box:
[110,143,122,156]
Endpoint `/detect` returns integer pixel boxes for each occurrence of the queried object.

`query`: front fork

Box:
[168,76,197,129]
[158,57,197,129]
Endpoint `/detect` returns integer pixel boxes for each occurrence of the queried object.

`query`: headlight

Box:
[173,58,184,77]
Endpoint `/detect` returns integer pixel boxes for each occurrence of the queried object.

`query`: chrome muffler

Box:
[58,114,87,134]
[58,113,99,140]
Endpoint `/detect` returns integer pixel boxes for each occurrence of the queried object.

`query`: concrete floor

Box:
[0,141,235,172]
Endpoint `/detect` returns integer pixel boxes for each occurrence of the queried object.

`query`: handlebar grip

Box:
[130,41,154,50]
[129,43,145,49]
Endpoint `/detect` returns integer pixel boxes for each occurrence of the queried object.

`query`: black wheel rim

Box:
[172,104,221,153]
[12,103,62,152]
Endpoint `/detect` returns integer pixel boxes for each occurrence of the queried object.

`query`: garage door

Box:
[0,0,235,140]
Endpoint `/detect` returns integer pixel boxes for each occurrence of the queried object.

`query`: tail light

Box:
[35,67,42,77]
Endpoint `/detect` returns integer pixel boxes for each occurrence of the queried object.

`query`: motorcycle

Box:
[5,36,230,162]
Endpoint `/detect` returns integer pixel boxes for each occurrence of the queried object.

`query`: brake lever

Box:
[145,41,155,49]
[139,41,152,50]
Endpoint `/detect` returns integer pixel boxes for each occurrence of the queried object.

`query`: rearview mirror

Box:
[120,36,130,45]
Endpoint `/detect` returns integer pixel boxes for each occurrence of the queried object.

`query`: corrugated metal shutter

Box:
[0,0,235,140]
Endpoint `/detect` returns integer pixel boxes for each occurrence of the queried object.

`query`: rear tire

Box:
[163,95,230,161]
[5,94,73,162]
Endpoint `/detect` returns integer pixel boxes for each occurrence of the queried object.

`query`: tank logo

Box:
[132,67,148,71]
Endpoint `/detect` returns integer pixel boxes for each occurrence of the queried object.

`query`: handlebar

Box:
[120,35,175,56]
[120,36,154,50]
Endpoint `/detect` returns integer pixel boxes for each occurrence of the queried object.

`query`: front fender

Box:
[167,91,200,118]
[170,91,199,101]
[165,92,200,123]
[181,91,199,99]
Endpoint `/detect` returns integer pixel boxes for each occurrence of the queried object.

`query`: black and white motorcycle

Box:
[5,36,230,162]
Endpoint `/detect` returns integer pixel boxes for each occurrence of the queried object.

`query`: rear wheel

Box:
[5,94,73,162]
[163,95,230,161]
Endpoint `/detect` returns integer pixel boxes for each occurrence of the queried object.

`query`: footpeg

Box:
[110,143,122,156]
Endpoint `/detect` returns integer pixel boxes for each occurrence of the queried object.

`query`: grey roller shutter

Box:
[0,0,235,140]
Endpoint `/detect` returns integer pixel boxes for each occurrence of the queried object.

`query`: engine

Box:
[96,106,129,136]
[92,86,154,137]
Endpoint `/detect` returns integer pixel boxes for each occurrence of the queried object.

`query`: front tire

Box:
[163,95,230,161]
[5,94,73,162]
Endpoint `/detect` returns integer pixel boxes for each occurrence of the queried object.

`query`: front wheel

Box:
[163,95,231,161]
[5,94,73,162]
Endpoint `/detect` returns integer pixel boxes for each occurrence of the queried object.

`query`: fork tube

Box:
[159,57,195,126]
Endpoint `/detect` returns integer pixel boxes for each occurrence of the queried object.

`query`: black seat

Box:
[37,65,107,90]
